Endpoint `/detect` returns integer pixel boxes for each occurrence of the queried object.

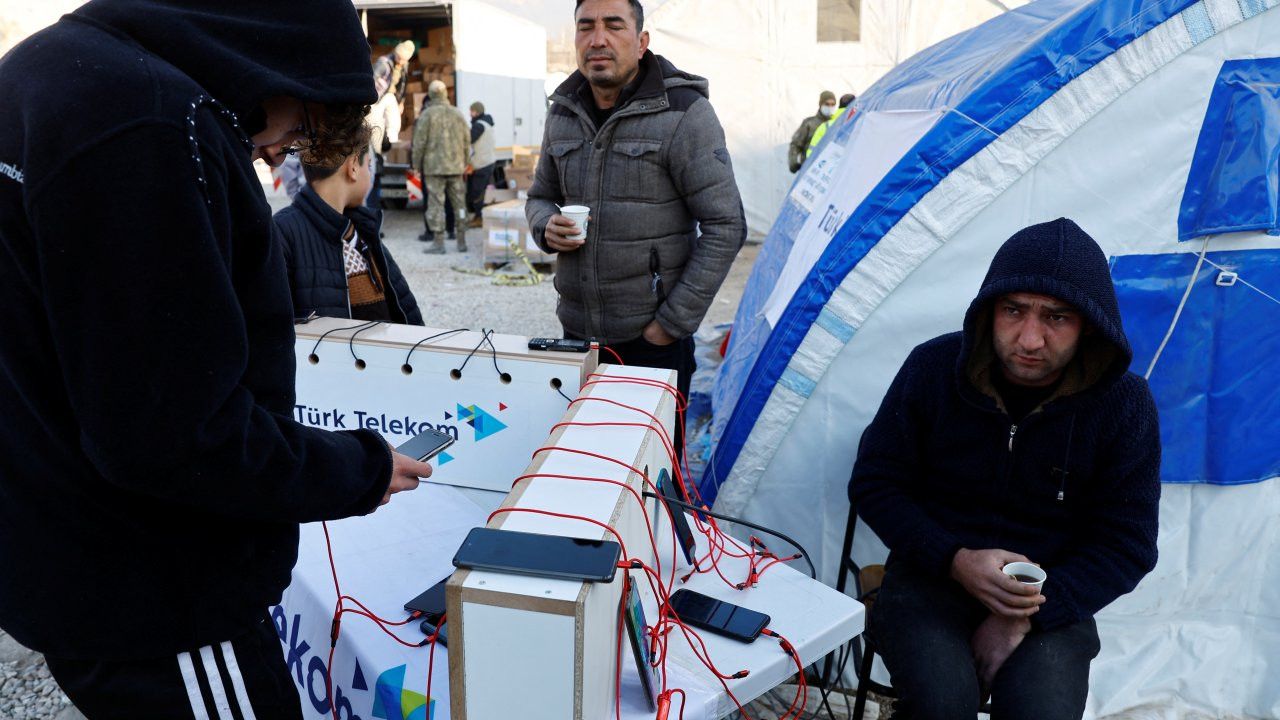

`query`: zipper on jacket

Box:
[1008,423,1018,452]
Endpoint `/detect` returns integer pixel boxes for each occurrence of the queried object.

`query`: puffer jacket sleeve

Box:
[653,98,746,338]
[526,123,562,253]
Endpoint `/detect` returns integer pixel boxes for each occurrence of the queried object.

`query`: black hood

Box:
[960,217,1132,397]
[72,0,377,118]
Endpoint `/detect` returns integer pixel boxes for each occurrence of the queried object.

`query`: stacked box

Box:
[385,140,412,166]
[510,145,538,171]
[482,199,553,267]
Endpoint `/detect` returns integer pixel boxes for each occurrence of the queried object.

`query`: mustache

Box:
[585,51,616,62]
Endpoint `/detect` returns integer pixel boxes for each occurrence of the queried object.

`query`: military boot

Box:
[455,228,467,252]
[424,237,446,254]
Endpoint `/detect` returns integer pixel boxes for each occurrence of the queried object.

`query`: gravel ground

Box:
[365,203,758,338]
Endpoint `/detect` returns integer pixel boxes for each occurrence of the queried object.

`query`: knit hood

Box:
[72,0,377,118]
[959,217,1132,401]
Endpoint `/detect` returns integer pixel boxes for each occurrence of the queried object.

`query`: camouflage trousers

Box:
[425,174,467,240]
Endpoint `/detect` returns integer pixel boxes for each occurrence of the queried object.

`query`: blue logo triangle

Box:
[352,658,368,691]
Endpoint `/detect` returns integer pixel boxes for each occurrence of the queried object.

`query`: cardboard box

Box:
[385,140,412,165]
[483,187,518,205]
[481,199,553,267]
[410,91,428,114]
[510,145,538,172]
[505,166,536,191]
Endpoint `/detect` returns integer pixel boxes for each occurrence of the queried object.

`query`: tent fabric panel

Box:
[706,2,1204,504]
[1177,58,1280,241]
[1112,249,1280,485]
[1088,480,1280,718]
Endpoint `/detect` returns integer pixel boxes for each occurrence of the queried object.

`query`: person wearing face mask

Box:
[789,90,836,172]
[0,1,431,717]
[806,91,857,160]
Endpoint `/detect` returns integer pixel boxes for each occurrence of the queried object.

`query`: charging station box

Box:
[447,364,679,719]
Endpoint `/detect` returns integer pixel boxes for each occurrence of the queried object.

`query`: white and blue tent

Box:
[702,0,1280,715]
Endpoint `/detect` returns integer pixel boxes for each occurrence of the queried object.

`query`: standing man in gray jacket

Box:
[527,0,746,453]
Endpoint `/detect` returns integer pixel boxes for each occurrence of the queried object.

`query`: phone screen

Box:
[622,574,659,709]
[396,427,456,461]
[451,527,621,583]
[667,589,769,643]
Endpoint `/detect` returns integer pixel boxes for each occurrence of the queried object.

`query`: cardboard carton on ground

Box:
[505,166,536,191]
[484,187,518,205]
[481,199,553,267]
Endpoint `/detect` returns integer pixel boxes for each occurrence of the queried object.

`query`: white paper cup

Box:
[560,205,590,241]
[1002,562,1046,591]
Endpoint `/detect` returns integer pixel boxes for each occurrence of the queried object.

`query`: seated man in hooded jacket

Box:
[849,218,1161,719]
[275,121,424,324]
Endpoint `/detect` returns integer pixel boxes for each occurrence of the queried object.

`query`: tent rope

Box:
[1145,235,1210,380]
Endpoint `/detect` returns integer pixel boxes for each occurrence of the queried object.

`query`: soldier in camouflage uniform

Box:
[411,79,470,253]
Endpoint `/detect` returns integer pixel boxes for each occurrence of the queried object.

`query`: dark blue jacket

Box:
[849,218,1161,631]
[275,185,424,325]
[0,0,392,659]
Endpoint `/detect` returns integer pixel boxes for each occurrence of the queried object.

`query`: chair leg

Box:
[852,636,877,720]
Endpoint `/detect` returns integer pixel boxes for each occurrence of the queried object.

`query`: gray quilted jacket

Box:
[526,52,746,344]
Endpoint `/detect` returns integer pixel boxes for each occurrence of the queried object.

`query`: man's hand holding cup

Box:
[545,205,590,252]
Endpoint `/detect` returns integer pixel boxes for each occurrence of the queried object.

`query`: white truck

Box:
[354,0,548,207]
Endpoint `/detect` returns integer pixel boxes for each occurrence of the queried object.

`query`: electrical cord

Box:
[642,491,816,580]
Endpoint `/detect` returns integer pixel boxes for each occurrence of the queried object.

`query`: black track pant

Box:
[46,615,301,720]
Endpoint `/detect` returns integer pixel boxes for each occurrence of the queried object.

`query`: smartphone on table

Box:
[621,572,659,710]
[655,468,697,566]
[666,588,770,643]
[403,575,450,623]
[451,527,622,583]
[420,617,448,647]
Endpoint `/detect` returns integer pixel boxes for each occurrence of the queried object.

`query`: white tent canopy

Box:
[700,0,1280,716]
[646,0,1029,235]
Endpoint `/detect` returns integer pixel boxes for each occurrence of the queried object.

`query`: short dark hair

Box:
[574,0,644,32]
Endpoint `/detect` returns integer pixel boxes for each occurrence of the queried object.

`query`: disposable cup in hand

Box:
[560,205,590,241]
[1002,562,1046,591]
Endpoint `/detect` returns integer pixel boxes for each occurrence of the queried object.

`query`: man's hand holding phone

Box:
[382,448,431,507]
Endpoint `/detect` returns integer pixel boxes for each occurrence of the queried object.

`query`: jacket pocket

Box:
[547,139,586,199]
[610,140,671,201]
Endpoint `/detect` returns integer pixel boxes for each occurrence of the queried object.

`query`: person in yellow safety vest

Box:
[807,92,856,158]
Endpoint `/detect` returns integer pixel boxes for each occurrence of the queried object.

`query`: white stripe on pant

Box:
[176,642,258,720]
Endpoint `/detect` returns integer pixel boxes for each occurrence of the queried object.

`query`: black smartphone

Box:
[667,589,769,643]
[621,573,659,710]
[419,618,448,647]
[403,576,449,623]
[451,527,621,583]
[528,337,592,352]
[656,469,696,566]
[395,426,455,461]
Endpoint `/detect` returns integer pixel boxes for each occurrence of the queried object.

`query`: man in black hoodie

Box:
[849,219,1161,718]
[0,1,433,717]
